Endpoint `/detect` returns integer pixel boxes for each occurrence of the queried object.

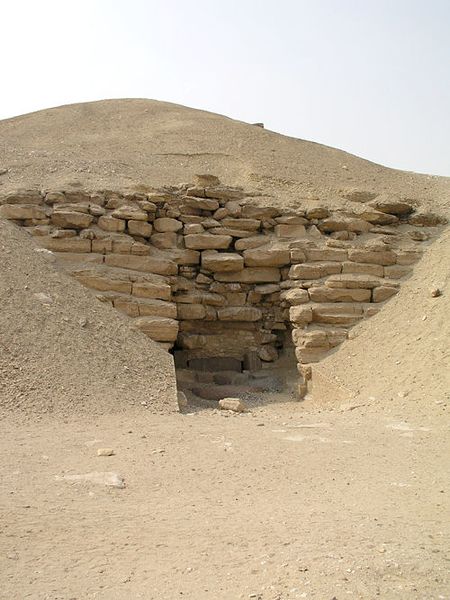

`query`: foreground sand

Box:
[1,396,448,600]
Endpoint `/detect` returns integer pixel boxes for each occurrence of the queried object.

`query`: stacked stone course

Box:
[1,175,445,397]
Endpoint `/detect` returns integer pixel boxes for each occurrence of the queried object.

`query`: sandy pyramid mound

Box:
[313,227,450,406]
[0,220,177,416]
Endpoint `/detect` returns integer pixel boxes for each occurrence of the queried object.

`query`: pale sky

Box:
[1,0,449,176]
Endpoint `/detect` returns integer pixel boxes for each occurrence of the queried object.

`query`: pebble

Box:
[97,448,114,457]
[431,288,442,297]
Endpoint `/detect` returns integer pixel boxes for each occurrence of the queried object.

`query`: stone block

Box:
[305,248,348,262]
[306,207,330,219]
[290,248,307,263]
[201,250,244,272]
[243,248,290,267]
[166,249,200,265]
[128,220,153,237]
[111,206,148,221]
[275,224,306,238]
[235,236,271,251]
[50,210,94,229]
[105,254,177,275]
[214,267,281,283]
[280,288,309,305]
[289,305,313,325]
[132,280,172,301]
[184,223,204,234]
[54,252,104,265]
[177,304,207,320]
[241,205,280,219]
[372,286,399,302]
[0,204,46,220]
[311,303,364,325]
[275,215,308,225]
[395,250,422,265]
[209,227,255,238]
[1,190,43,205]
[150,232,178,249]
[98,215,126,232]
[383,265,411,279]
[348,249,397,266]
[135,298,177,318]
[204,187,245,201]
[289,262,341,279]
[325,274,384,289]
[408,212,446,226]
[183,196,220,211]
[217,306,262,321]
[133,316,179,342]
[258,346,278,362]
[224,292,247,305]
[341,261,384,277]
[308,286,371,302]
[40,236,92,253]
[368,197,413,215]
[73,271,132,294]
[318,217,371,233]
[358,210,398,225]
[185,233,232,250]
[153,217,183,232]
[221,217,260,231]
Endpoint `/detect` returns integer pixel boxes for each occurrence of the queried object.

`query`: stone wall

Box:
[1,175,445,397]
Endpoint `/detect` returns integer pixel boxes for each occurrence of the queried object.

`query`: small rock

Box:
[218,398,248,413]
[97,448,114,457]
[431,288,442,297]
[177,390,188,409]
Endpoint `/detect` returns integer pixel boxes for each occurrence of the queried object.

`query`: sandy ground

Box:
[1,395,448,600]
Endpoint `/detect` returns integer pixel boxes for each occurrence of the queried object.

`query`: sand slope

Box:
[0,220,177,415]
[0,98,449,214]
[314,227,450,406]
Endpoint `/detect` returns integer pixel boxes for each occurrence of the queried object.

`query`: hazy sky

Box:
[2,0,449,175]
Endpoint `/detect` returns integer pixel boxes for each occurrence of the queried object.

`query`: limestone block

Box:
[40,236,92,253]
[217,306,263,321]
[289,305,313,325]
[218,398,248,412]
[0,204,46,220]
[408,212,446,226]
[73,271,132,294]
[177,304,207,320]
[133,316,179,342]
[137,200,157,213]
[178,333,207,349]
[1,190,43,205]
[202,218,221,228]
[358,210,398,225]
[131,242,151,256]
[395,250,422,265]
[348,249,397,266]
[213,207,228,220]
[306,207,330,219]
[311,303,364,325]
[112,206,148,221]
[176,292,226,306]
[280,288,309,305]
[383,265,411,279]
[224,292,247,305]
[128,220,153,237]
[135,298,177,318]
[113,298,139,317]
[165,249,200,265]
[204,187,245,201]
[184,223,204,234]
[275,215,308,225]
[105,254,177,275]
[54,252,104,265]
[241,205,280,219]
[51,210,94,229]
[341,261,384,277]
[183,196,220,211]
[305,248,348,262]
[308,286,371,303]
[275,224,306,238]
[210,282,243,293]
[372,286,399,302]
[201,250,244,272]
[258,345,278,362]
[290,248,307,263]
[319,217,371,233]
[89,204,106,217]
[243,248,290,267]
[98,215,126,232]
[132,281,172,301]
[112,239,133,254]
[295,346,330,363]
[289,262,341,279]
[214,267,281,283]
[325,274,384,289]
[150,232,178,249]
[153,217,183,232]
[292,329,328,348]
[225,201,242,217]
[45,191,66,205]
[209,227,255,238]
[92,238,113,253]
[368,197,413,215]
[185,233,232,250]
[221,217,260,231]
[235,236,271,251]
[255,284,280,294]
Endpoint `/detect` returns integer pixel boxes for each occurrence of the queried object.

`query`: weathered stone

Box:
[128,220,153,237]
[214,268,281,283]
[204,187,245,201]
[177,304,207,320]
[194,174,220,187]
[408,212,446,226]
[40,237,92,253]
[218,398,248,412]
[289,262,341,279]
[51,210,94,229]
[369,197,414,215]
[275,224,306,238]
[348,249,397,266]
[184,223,204,234]
[217,306,262,321]
[243,248,290,267]
[258,346,278,362]
[358,210,398,225]
[395,250,422,265]
[308,286,371,303]
[383,265,411,279]
[202,218,221,229]
[54,252,104,265]
[234,236,270,251]
[134,298,177,318]
[311,303,364,325]
[275,215,308,225]
[1,190,43,205]
[134,316,179,342]
[176,292,225,306]
[183,196,220,211]
[342,190,378,203]
[0,204,46,220]
[151,232,178,249]
[44,191,66,205]
[153,217,183,232]
[341,261,384,277]
[290,248,307,263]
[165,249,200,265]
[98,215,126,232]
[372,286,398,302]
[305,248,348,262]
[241,205,280,219]
[209,227,255,238]
[289,305,313,325]
[105,254,177,275]
[132,281,171,301]
[326,274,384,289]
[280,288,309,305]
[306,207,330,219]
[220,217,260,231]
[185,233,232,250]
[319,217,371,233]
[223,292,247,305]
[112,206,148,221]
[73,270,131,294]
[201,251,244,272]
